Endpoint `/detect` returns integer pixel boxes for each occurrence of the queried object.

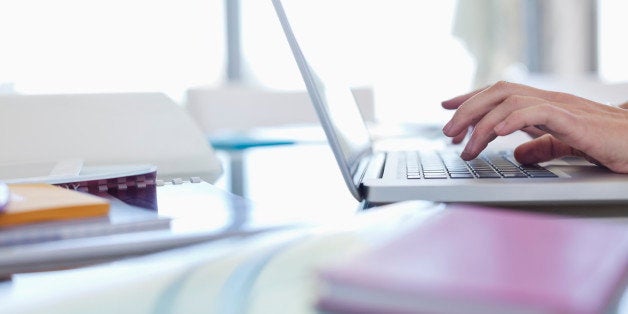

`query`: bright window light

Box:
[598,0,628,82]
[242,0,475,124]
[0,0,224,101]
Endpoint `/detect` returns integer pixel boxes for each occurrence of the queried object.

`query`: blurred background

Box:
[1,0,626,208]
[2,0,625,120]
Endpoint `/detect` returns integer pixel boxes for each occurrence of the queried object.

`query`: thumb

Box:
[513,134,576,164]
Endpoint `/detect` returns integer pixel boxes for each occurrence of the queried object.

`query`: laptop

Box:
[271,0,628,205]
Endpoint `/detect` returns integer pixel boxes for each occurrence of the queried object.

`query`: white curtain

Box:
[453,0,524,87]
[453,0,597,87]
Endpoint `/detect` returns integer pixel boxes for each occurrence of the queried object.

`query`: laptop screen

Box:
[272,0,373,199]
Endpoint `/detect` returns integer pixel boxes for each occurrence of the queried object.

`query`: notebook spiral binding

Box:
[53,173,205,211]
[55,171,159,211]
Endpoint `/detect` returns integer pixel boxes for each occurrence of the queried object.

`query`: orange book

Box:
[0,184,109,227]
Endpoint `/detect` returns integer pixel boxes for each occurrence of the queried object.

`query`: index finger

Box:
[441,87,487,110]
[444,81,589,138]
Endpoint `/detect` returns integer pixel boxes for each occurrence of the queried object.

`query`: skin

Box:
[441,81,628,173]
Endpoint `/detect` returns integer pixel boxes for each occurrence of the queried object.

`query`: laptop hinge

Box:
[353,152,385,193]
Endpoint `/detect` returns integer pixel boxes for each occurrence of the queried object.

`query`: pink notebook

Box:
[317,205,628,314]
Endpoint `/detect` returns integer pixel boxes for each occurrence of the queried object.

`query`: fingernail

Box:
[460,149,472,160]
[443,121,453,134]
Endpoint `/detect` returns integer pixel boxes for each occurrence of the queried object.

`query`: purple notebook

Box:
[318,205,628,314]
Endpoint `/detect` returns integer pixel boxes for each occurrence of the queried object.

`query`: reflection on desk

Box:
[1,199,627,314]
[215,143,361,218]
[0,200,439,314]
[0,181,299,278]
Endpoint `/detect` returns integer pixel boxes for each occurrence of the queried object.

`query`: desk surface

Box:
[0,197,626,314]
[0,187,436,314]
[1,142,627,313]
[214,143,361,217]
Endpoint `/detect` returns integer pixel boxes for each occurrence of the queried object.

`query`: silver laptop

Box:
[272,0,628,205]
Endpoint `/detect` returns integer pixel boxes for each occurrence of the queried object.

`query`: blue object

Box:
[209,135,296,151]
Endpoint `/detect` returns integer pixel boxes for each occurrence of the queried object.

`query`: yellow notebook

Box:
[0,184,110,227]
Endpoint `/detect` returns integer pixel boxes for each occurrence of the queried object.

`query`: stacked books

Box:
[317,205,628,313]
[0,163,170,246]
[0,184,110,227]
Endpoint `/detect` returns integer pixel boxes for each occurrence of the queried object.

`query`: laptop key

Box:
[447,167,471,172]
[450,173,474,179]
[475,172,501,178]
[501,172,528,178]
[424,173,448,179]
[499,168,524,172]
[448,170,472,174]
[423,170,447,174]
[528,172,558,178]
[416,151,557,180]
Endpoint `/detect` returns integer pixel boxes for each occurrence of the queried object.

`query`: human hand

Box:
[441,81,628,173]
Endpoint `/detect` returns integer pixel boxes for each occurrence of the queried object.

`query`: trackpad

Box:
[543,156,596,167]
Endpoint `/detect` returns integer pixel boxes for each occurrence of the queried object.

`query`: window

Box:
[241,0,475,124]
[1,0,475,123]
[0,0,224,101]
[598,0,628,82]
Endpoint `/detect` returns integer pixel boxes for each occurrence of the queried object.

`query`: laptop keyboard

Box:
[404,151,558,179]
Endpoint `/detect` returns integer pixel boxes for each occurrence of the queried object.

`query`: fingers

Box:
[442,81,594,138]
[459,95,552,160]
[451,127,468,144]
[443,81,526,137]
[461,96,563,160]
[470,100,628,172]
[461,132,496,160]
[521,126,546,138]
[514,134,599,165]
[493,104,578,140]
[441,87,486,110]
[513,134,576,164]
[457,96,585,161]
[441,82,628,172]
